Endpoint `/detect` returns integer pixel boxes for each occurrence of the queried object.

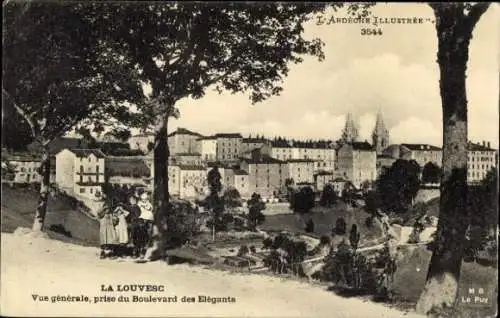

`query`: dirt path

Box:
[1,231,424,317]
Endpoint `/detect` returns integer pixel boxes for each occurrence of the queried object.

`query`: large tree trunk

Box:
[145,116,169,261]
[416,8,472,316]
[32,148,50,231]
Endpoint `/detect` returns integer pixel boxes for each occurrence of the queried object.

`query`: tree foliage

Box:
[247,193,266,231]
[319,184,338,207]
[377,159,421,214]
[421,162,441,184]
[290,186,315,213]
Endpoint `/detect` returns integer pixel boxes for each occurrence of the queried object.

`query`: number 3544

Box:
[361,28,383,36]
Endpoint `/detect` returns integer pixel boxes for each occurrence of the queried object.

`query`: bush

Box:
[237,245,249,257]
[290,186,315,213]
[263,233,308,275]
[319,184,338,207]
[305,219,315,233]
[333,217,347,236]
[159,201,202,249]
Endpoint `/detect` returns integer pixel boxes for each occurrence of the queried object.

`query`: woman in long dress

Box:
[97,196,118,259]
[114,204,129,257]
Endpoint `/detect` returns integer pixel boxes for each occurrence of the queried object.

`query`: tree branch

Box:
[464,3,491,27]
[2,88,37,139]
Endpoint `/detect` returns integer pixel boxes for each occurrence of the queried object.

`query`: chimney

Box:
[482,141,486,147]
[487,142,491,148]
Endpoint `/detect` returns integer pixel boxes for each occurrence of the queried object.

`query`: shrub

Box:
[305,219,315,233]
[319,184,338,207]
[237,245,249,257]
[159,201,202,250]
[333,217,347,236]
[290,186,315,213]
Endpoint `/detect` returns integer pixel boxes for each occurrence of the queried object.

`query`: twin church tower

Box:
[340,111,389,154]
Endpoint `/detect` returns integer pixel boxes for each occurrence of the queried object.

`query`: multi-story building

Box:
[168,127,203,155]
[315,171,335,192]
[106,157,152,189]
[170,153,203,166]
[383,144,442,168]
[4,153,41,184]
[241,138,271,154]
[128,133,155,154]
[239,153,288,199]
[336,141,377,189]
[233,169,250,198]
[215,133,243,162]
[376,155,397,178]
[467,141,497,184]
[286,159,315,184]
[168,164,207,199]
[196,136,217,162]
[270,140,335,172]
[55,148,106,199]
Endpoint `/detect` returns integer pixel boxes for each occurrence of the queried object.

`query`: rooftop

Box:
[178,165,206,171]
[286,159,316,163]
[68,149,106,158]
[340,141,374,151]
[215,133,243,138]
[401,143,442,151]
[240,155,284,164]
[242,138,269,143]
[167,128,203,138]
[467,141,496,152]
[233,169,249,175]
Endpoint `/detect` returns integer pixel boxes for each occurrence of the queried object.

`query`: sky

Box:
[166,3,499,148]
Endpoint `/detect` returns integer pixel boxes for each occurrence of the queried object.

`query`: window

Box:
[96,165,99,174]
[80,188,86,193]
[80,165,84,172]
[90,188,93,194]
[88,157,91,162]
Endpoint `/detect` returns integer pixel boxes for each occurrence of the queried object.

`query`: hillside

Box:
[1,185,99,246]
[262,201,385,247]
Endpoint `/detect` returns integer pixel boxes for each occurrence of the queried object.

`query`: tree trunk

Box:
[416,11,472,315]
[145,116,169,261]
[32,148,50,231]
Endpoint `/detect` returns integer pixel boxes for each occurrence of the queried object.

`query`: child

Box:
[113,203,130,257]
[136,192,154,258]
[97,195,118,259]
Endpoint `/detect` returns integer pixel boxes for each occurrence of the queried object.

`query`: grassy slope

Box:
[261,201,385,247]
[1,185,99,246]
[392,245,497,318]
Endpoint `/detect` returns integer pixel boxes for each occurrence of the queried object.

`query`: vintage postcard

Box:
[1,2,498,317]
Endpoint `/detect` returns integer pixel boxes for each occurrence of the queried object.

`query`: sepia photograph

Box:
[1,2,498,317]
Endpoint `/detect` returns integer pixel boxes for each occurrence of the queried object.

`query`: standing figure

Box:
[114,204,130,257]
[124,195,141,257]
[97,195,118,259]
[136,192,154,258]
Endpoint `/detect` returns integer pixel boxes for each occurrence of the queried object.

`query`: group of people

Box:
[97,191,155,260]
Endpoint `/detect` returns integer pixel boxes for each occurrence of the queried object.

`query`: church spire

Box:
[340,112,359,144]
[372,109,389,154]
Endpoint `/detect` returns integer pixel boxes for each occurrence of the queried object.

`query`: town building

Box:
[215,133,243,162]
[168,127,203,155]
[336,141,377,189]
[3,153,42,184]
[128,132,155,154]
[467,141,497,184]
[196,136,217,162]
[330,177,355,197]
[286,159,315,185]
[168,164,207,200]
[105,157,152,189]
[233,169,250,198]
[55,148,106,199]
[372,110,390,155]
[376,154,397,178]
[239,152,288,199]
[241,138,271,154]
[383,143,442,168]
[170,153,203,166]
[269,140,335,172]
[314,171,335,192]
